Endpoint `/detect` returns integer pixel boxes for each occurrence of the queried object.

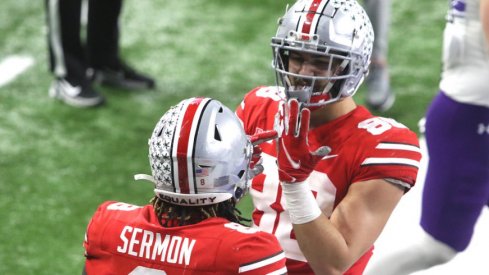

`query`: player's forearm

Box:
[292,215,353,274]
[281,181,363,273]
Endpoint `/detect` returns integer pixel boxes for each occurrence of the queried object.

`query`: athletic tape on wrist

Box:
[281,181,322,224]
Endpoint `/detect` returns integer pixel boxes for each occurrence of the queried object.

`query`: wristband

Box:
[281,181,322,224]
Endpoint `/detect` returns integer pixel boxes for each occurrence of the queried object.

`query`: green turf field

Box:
[0,0,447,273]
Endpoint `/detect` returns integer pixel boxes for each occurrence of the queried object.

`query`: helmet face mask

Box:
[273,43,353,106]
[137,97,252,206]
[271,0,374,107]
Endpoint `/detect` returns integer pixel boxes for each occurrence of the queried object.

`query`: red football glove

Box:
[277,99,330,183]
[247,129,278,179]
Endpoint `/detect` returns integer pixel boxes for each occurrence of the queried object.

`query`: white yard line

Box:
[0,55,35,88]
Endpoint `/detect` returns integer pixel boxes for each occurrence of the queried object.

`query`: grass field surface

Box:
[1,0,449,273]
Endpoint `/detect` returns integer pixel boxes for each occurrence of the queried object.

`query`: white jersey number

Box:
[358,117,407,135]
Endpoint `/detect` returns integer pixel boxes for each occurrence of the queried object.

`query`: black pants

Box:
[45,0,123,79]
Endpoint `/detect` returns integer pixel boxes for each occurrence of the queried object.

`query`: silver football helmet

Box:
[135,97,253,206]
[271,0,374,107]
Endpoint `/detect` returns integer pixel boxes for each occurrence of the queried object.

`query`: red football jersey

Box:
[84,201,287,275]
[236,86,422,275]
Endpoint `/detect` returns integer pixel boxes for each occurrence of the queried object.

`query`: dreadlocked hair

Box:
[150,196,251,228]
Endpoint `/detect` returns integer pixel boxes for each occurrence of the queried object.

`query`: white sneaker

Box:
[49,78,105,107]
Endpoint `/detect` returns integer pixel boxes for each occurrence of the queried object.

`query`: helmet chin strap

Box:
[280,56,351,107]
[320,59,350,96]
[285,86,312,103]
[307,59,351,107]
[285,74,329,107]
[134,174,156,183]
[283,71,313,104]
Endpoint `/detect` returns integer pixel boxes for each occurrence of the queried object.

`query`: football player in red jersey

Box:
[83,97,286,274]
[235,0,422,274]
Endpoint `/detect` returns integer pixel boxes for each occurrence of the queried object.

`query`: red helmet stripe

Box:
[176,97,204,194]
[301,0,323,36]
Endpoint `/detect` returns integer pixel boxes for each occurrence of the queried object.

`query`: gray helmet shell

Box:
[271,0,374,106]
[136,97,252,206]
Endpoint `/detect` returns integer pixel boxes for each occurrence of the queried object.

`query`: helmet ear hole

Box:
[214,107,224,141]
[214,125,222,141]
[237,169,245,179]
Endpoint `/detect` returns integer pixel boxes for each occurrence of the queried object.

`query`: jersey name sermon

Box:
[117,225,196,265]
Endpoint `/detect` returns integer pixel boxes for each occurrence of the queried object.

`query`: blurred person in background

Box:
[366,0,489,273]
[45,0,155,108]
[363,0,395,111]
[83,97,285,274]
